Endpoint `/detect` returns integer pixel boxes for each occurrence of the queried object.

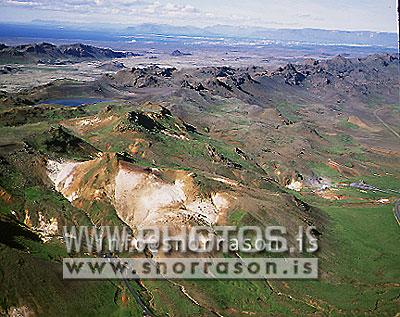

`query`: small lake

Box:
[38,98,112,107]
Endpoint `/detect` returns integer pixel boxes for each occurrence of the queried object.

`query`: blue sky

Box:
[0,0,397,32]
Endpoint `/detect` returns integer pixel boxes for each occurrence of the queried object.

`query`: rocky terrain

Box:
[0,52,399,316]
[0,42,134,64]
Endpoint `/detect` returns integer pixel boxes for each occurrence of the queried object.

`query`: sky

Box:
[0,0,397,32]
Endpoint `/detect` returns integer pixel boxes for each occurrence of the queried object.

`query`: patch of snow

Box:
[34,212,59,242]
[286,179,303,192]
[115,168,146,199]
[212,193,229,211]
[135,179,187,223]
[79,117,101,127]
[7,305,35,317]
[211,176,238,187]
[66,191,79,202]
[47,159,79,191]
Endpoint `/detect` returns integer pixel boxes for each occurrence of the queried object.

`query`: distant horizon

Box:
[0,19,397,51]
[0,0,397,33]
[0,20,398,35]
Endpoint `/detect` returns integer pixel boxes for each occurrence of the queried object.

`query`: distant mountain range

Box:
[0,42,132,64]
[213,26,398,47]
[126,23,398,47]
[0,22,397,48]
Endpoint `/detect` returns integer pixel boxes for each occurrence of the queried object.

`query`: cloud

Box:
[5,0,40,6]
[2,0,150,11]
[1,0,206,21]
[0,0,396,31]
[0,0,326,28]
[164,3,199,13]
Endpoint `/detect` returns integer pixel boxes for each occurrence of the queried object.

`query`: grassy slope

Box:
[285,200,400,315]
[0,242,143,317]
[0,100,399,316]
[155,202,399,316]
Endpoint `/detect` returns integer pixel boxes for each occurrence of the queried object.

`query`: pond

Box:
[38,98,112,107]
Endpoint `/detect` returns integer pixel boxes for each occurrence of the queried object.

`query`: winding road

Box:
[348,182,400,226]
[372,109,400,225]
[394,200,400,226]
[374,108,400,139]
[103,254,153,316]
[122,278,153,317]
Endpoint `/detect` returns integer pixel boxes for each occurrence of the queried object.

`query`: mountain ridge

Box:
[1,22,397,47]
[0,42,135,64]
